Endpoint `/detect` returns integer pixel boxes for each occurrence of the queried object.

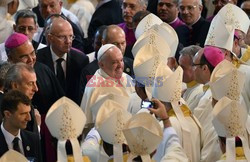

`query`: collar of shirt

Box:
[1,122,22,150]
[50,46,67,74]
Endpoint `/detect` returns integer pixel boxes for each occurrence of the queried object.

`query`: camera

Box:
[141,100,155,109]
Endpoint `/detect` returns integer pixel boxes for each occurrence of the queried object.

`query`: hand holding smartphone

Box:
[141,100,155,109]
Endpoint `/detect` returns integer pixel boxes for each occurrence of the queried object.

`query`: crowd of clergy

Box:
[0,0,250,161]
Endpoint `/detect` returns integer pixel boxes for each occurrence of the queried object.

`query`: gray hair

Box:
[4,63,35,92]
[14,9,38,25]
[179,45,201,63]
[137,0,148,7]
[178,0,202,6]
[0,62,12,89]
[158,0,178,4]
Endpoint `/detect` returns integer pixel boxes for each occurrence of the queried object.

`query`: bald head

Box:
[102,25,126,55]
[48,18,74,56]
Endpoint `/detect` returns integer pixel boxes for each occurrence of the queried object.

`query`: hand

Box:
[148,99,171,128]
[167,57,178,71]
[148,99,168,120]
[34,109,41,126]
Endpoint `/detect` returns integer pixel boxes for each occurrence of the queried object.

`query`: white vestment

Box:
[182,82,203,112]
[0,8,13,44]
[154,127,188,162]
[80,69,134,125]
[238,64,250,114]
[194,88,222,162]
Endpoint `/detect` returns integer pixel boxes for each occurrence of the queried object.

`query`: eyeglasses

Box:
[192,63,204,67]
[212,0,229,5]
[158,2,175,8]
[19,50,36,61]
[121,3,137,10]
[17,26,36,32]
[50,33,75,41]
[178,5,198,12]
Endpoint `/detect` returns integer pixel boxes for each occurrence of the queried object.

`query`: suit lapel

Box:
[46,47,56,73]
[0,128,9,157]
[21,131,32,157]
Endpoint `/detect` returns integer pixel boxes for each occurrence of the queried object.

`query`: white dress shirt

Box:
[1,123,24,154]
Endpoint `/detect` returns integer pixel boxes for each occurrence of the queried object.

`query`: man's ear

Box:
[98,61,104,68]
[11,81,18,89]
[3,110,12,118]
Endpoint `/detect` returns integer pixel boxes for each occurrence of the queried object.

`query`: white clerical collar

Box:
[169,17,178,25]
[1,122,22,148]
[50,46,67,63]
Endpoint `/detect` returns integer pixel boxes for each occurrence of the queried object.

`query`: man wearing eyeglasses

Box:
[157,0,185,29]
[192,46,224,161]
[176,0,210,47]
[36,17,89,105]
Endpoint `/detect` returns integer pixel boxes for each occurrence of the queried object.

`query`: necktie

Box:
[12,137,21,153]
[56,58,66,89]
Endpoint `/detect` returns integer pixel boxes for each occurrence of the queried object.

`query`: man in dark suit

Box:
[87,0,123,45]
[34,0,86,52]
[37,17,89,105]
[176,0,210,47]
[0,90,42,162]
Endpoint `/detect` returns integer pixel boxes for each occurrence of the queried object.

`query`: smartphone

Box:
[141,100,155,109]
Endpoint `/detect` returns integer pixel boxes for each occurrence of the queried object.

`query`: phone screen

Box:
[141,101,154,109]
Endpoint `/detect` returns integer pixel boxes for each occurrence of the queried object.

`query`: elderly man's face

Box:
[122,0,145,27]
[13,69,38,99]
[48,19,73,56]
[99,47,124,79]
[157,0,178,23]
[178,0,202,25]
[39,0,62,19]
[14,17,38,41]
[9,41,36,67]
[179,54,194,83]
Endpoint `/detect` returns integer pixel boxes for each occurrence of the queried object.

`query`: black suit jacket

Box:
[88,0,123,42]
[32,6,86,53]
[36,47,89,105]
[0,126,42,162]
[176,17,210,47]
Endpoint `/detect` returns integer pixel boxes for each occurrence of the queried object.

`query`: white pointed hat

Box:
[90,93,130,123]
[152,63,183,103]
[133,44,169,86]
[45,97,86,162]
[95,100,132,145]
[135,13,163,39]
[95,99,132,162]
[205,14,235,53]
[217,3,250,34]
[0,150,28,162]
[210,60,246,101]
[212,96,250,161]
[212,96,247,137]
[123,112,163,161]
[132,29,171,58]
[154,23,179,57]
[46,96,86,140]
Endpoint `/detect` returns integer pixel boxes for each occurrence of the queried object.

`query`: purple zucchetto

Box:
[5,32,29,49]
[204,46,225,67]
